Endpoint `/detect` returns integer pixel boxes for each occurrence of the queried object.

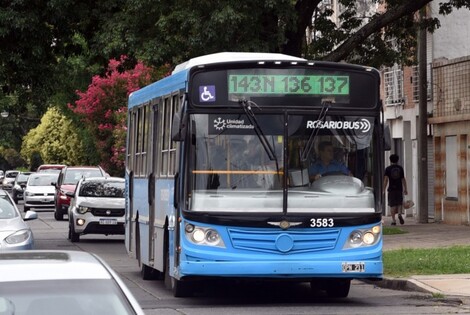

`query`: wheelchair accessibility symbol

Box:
[199,85,216,102]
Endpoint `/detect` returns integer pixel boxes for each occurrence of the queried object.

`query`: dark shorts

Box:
[388,190,403,207]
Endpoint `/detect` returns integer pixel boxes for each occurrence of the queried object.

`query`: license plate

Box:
[342,262,365,273]
[100,219,118,225]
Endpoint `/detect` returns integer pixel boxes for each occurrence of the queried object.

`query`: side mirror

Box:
[65,191,74,198]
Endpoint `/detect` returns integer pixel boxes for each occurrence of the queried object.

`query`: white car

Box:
[0,250,145,315]
[0,189,37,251]
[24,173,58,211]
[68,177,125,242]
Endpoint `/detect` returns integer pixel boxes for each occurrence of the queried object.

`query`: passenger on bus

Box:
[309,141,351,181]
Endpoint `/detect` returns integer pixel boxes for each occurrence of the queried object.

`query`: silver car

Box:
[68,177,125,242]
[0,189,37,251]
[24,173,58,211]
[0,250,145,315]
[2,170,19,190]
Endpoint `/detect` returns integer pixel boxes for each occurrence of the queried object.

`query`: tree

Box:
[92,0,470,68]
[21,107,87,167]
[68,57,168,176]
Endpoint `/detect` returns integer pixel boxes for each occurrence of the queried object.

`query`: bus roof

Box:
[128,52,306,108]
[172,52,306,74]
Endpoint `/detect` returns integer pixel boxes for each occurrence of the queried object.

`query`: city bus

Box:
[125,52,385,298]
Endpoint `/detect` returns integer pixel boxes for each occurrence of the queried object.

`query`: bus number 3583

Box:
[310,218,334,228]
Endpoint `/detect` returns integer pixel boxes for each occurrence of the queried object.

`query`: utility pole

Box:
[418,7,429,223]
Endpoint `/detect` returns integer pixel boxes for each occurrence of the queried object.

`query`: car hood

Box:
[0,217,29,233]
[25,186,55,194]
[60,184,77,192]
[76,197,124,209]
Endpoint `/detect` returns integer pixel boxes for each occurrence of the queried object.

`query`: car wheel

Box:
[54,210,64,221]
[70,221,80,243]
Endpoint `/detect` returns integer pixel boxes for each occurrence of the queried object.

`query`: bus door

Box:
[125,109,138,258]
[147,102,159,269]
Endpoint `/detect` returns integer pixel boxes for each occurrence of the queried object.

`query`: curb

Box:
[362,277,437,294]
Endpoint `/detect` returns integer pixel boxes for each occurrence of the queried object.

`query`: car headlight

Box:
[77,206,90,214]
[344,225,381,249]
[5,229,32,244]
[185,223,225,247]
[25,191,33,196]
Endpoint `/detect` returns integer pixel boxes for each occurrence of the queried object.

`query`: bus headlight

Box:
[344,225,381,249]
[185,223,225,248]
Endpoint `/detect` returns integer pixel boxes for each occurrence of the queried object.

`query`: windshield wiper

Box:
[239,99,277,161]
[300,99,332,161]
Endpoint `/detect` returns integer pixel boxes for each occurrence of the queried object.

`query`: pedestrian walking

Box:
[383,154,408,225]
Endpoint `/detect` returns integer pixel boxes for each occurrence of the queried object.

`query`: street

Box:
[21,204,470,315]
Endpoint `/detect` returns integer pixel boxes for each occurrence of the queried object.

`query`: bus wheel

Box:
[324,279,351,298]
[171,277,193,297]
[141,263,161,280]
[164,248,193,297]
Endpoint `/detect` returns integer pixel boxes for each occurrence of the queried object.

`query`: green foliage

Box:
[383,226,408,235]
[0,147,25,169]
[384,246,470,277]
[21,107,86,167]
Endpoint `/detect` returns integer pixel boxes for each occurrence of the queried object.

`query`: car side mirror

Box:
[65,191,74,198]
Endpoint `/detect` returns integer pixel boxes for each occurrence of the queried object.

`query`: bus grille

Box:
[228,228,340,254]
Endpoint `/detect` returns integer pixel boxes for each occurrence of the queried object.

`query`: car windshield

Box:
[6,172,18,178]
[28,174,58,186]
[16,174,31,182]
[79,181,125,198]
[64,169,103,185]
[0,198,18,219]
[0,279,136,315]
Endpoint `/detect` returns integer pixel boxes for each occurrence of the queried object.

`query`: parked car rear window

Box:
[29,174,59,186]
[64,169,103,185]
[79,181,125,198]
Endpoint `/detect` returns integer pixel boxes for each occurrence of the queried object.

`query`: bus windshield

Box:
[187,113,378,214]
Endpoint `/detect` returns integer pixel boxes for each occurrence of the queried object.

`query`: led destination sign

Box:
[228,74,349,96]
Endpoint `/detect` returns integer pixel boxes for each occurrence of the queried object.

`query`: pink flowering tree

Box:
[69,56,169,175]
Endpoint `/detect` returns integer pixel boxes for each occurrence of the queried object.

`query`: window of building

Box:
[445,136,458,199]
[383,66,404,106]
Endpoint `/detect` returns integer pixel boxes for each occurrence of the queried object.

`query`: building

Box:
[384,3,470,225]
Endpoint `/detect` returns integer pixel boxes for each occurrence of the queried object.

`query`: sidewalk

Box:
[374,216,470,298]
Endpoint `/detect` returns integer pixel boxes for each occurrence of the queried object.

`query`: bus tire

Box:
[325,279,351,298]
[141,263,160,280]
[164,246,193,297]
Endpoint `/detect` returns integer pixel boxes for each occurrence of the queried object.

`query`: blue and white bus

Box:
[125,52,384,298]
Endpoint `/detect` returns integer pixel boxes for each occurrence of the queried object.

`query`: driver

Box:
[309,141,351,181]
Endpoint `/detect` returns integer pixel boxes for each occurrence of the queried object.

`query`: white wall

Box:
[431,3,470,60]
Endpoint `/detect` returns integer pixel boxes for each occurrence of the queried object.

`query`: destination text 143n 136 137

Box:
[228,75,349,96]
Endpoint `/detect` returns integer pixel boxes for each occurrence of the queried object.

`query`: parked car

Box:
[37,164,66,173]
[2,170,19,190]
[11,171,34,204]
[23,173,59,212]
[53,166,106,221]
[68,177,125,242]
[0,250,145,315]
[0,170,4,181]
[0,189,37,251]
